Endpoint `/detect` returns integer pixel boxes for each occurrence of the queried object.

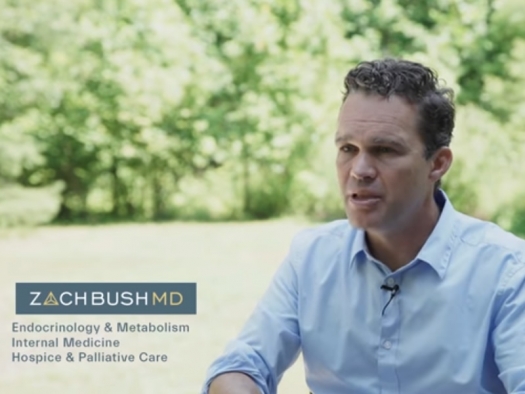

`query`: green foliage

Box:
[492,192,525,239]
[508,206,525,239]
[0,183,63,227]
[0,0,524,227]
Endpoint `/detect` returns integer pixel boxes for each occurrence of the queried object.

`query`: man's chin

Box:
[346,216,377,230]
[345,204,368,218]
[345,210,383,230]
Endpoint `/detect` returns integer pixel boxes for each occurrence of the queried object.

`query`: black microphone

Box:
[380,283,400,315]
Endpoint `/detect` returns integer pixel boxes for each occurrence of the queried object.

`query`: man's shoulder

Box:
[286,219,357,264]
[456,211,525,262]
[291,219,350,244]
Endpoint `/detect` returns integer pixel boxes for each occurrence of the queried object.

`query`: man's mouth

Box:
[351,193,381,200]
[349,193,381,207]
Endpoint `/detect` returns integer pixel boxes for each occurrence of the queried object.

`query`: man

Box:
[202,59,525,393]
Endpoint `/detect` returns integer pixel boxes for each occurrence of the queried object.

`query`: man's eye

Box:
[377,146,394,154]
[340,145,356,153]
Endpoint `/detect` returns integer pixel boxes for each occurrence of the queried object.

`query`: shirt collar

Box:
[347,189,460,279]
[349,226,367,265]
[415,189,460,279]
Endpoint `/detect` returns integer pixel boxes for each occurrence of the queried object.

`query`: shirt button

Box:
[383,341,392,350]
[386,278,395,287]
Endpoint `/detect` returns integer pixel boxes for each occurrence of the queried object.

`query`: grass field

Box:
[0,220,312,393]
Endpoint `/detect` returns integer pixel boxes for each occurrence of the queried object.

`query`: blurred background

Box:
[1,0,525,393]
[1,0,524,230]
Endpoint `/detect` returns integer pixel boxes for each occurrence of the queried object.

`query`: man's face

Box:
[335,92,442,233]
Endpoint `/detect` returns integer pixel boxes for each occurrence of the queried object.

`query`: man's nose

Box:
[350,153,376,181]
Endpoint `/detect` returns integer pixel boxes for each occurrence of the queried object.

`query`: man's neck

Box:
[365,198,441,272]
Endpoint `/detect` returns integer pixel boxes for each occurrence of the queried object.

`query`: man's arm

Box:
[202,250,302,394]
[493,260,525,393]
[209,372,261,394]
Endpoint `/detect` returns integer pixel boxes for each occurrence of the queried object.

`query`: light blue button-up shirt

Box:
[203,191,525,393]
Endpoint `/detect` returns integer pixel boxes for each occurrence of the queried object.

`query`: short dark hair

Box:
[343,59,455,161]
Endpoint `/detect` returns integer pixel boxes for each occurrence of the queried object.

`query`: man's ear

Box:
[429,147,453,183]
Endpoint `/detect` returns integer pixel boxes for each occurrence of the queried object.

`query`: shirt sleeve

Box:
[493,261,525,393]
[201,251,301,394]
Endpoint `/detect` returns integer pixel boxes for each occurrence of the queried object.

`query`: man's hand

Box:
[209,372,262,394]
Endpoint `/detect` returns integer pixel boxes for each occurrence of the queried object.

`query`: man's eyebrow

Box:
[334,135,407,147]
[371,137,406,147]
[334,134,346,144]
